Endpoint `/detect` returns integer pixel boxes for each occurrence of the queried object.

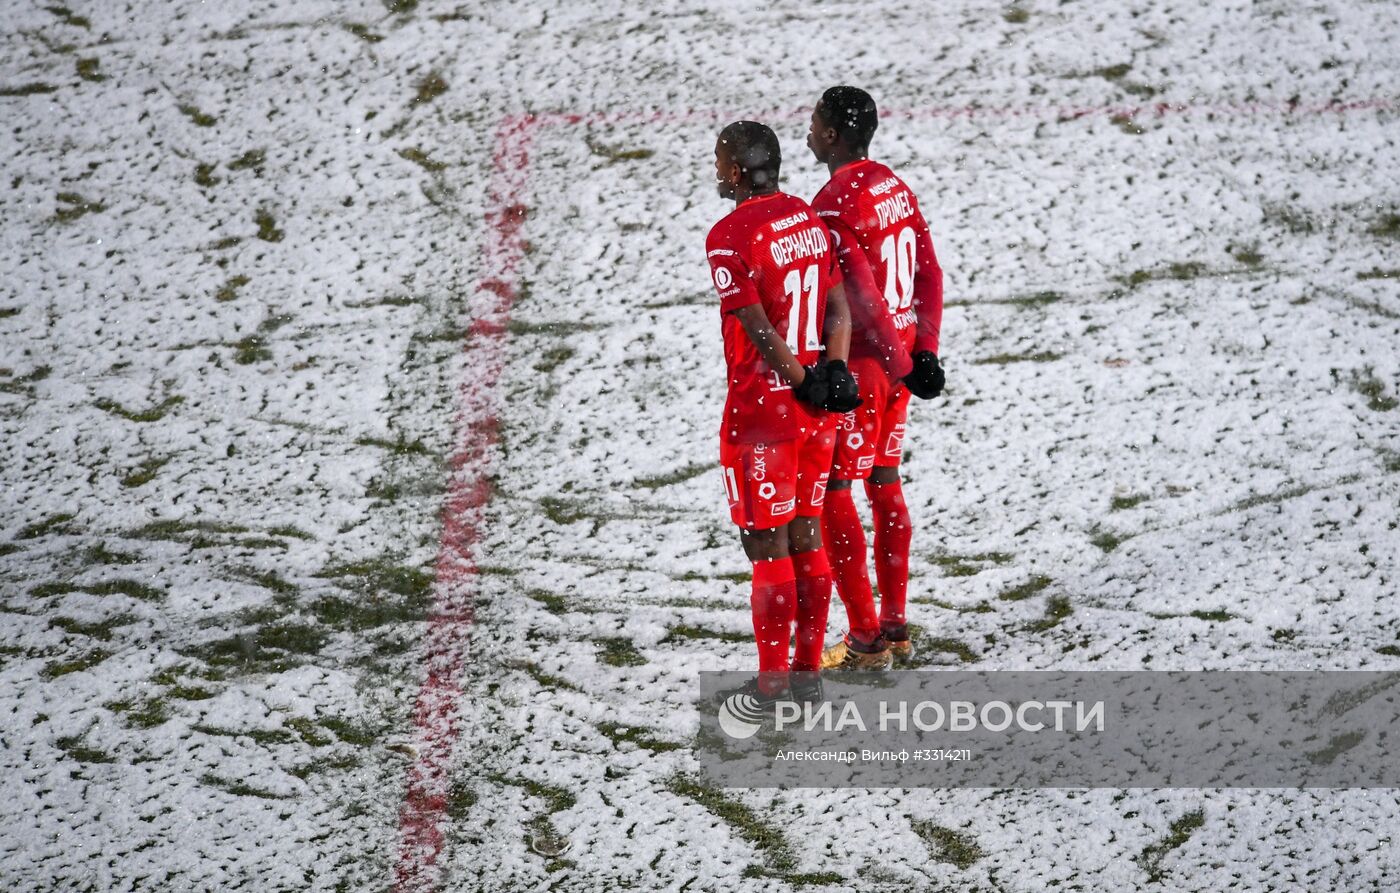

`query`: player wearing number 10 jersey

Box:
[807,86,948,669]
[705,121,860,697]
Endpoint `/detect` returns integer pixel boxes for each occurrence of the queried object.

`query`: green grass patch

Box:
[1091,530,1126,552]
[215,274,249,302]
[18,512,77,539]
[1376,645,1400,657]
[130,517,252,545]
[1003,6,1029,24]
[0,83,58,96]
[534,344,574,375]
[186,622,329,674]
[1136,809,1205,883]
[42,648,112,679]
[110,698,169,729]
[54,192,106,222]
[596,637,646,667]
[121,456,168,487]
[1305,730,1365,766]
[45,6,91,27]
[517,662,582,692]
[50,614,135,641]
[194,162,219,187]
[1357,268,1398,280]
[1230,245,1264,267]
[1110,113,1144,135]
[397,147,445,172]
[1118,261,1209,289]
[254,207,283,242]
[586,134,656,165]
[232,334,272,364]
[1027,595,1073,633]
[0,307,19,318]
[596,721,682,753]
[661,625,750,645]
[972,350,1061,365]
[906,625,980,664]
[1351,367,1396,411]
[94,395,183,422]
[668,775,795,872]
[178,104,217,127]
[201,774,288,799]
[1110,493,1150,511]
[912,820,984,869]
[227,149,266,172]
[353,434,432,456]
[33,579,164,601]
[634,463,709,488]
[998,575,1052,601]
[56,734,114,764]
[344,22,384,42]
[319,556,432,601]
[319,716,378,746]
[283,716,334,747]
[528,589,568,614]
[412,71,448,105]
[75,57,105,82]
[1369,213,1400,240]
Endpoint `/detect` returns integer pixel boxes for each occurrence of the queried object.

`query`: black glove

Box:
[904,351,945,399]
[792,363,830,409]
[822,359,862,413]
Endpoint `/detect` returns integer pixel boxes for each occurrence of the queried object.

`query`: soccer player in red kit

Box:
[705,121,861,697]
[806,87,947,669]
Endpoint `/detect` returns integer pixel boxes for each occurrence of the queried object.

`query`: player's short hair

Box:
[718,120,781,189]
[818,86,879,151]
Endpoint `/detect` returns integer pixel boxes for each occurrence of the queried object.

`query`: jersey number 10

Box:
[782,265,821,353]
[880,226,917,313]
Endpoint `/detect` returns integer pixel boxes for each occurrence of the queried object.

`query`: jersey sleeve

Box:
[705,229,761,314]
[910,209,944,355]
[825,213,913,380]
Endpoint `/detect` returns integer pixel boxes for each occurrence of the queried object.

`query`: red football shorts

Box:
[831,354,911,480]
[720,425,836,529]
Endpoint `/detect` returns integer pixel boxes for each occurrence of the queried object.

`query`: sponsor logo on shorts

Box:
[884,427,905,457]
[810,479,828,507]
[846,432,864,449]
[857,455,875,471]
[758,481,777,500]
[752,443,768,481]
[771,498,796,515]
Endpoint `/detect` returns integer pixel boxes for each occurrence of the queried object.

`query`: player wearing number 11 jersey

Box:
[705,121,860,697]
[807,86,948,669]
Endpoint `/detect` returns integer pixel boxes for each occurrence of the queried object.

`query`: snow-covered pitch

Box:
[2,2,1398,891]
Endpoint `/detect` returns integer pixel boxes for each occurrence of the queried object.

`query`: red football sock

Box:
[866,478,912,631]
[790,546,832,672]
[821,486,880,642]
[750,557,796,682]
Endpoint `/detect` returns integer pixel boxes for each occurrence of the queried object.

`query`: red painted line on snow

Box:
[390,91,1394,891]
[392,112,535,893]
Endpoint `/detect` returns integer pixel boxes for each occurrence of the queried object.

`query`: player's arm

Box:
[910,210,944,356]
[905,209,946,398]
[826,216,912,380]
[731,304,807,388]
[822,280,851,362]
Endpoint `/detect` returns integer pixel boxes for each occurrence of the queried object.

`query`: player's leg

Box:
[721,439,800,695]
[819,357,892,670]
[867,384,915,660]
[789,425,836,676]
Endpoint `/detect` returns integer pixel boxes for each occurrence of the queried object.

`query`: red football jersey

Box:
[705,192,844,444]
[812,159,943,363]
